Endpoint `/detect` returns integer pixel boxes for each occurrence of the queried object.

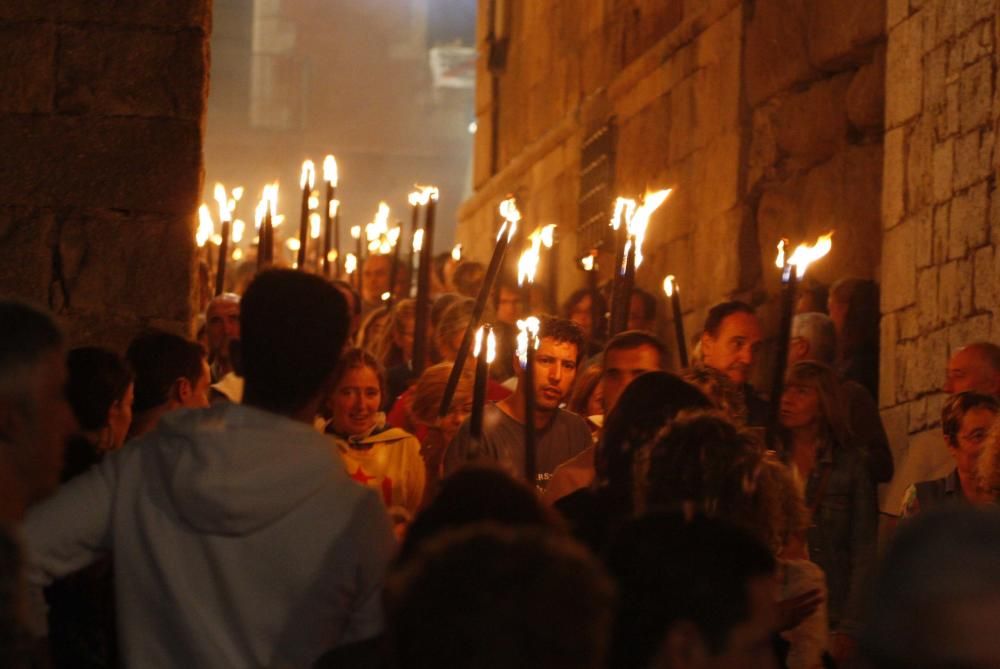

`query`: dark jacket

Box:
[786,439,878,638]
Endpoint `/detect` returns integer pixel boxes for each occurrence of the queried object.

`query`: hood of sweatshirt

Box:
[149,403,353,537]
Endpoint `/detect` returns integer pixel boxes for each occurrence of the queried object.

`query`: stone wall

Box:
[879,0,1000,512]
[0,2,210,349]
[458,0,886,378]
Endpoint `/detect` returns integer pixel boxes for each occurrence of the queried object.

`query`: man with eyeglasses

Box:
[899,391,999,517]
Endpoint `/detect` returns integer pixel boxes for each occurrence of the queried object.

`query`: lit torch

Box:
[438,196,519,420]
[766,232,834,449]
[663,275,688,368]
[609,189,671,335]
[411,186,440,378]
[213,183,233,295]
[470,324,497,442]
[297,160,315,270]
[322,155,338,277]
[516,315,541,486]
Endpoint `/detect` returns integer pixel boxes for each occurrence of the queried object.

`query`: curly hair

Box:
[942,391,999,445]
[538,316,586,364]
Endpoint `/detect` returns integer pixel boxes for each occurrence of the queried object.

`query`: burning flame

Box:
[232,219,245,243]
[497,197,521,242]
[286,238,301,252]
[329,199,340,218]
[308,194,319,210]
[196,204,214,247]
[611,190,671,268]
[775,232,834,280]
[515,317,541,368]
[309,213,322,239]
[611,198,636,231]
[327,249,338,263]
[474,326,498,364]
[213,183,232,223]
[300,160,316,190]
[539,224,556,248]
[351,225,361,240]
[413,229,424,253]
[323,155,338,187]
[381,291,391,302]
[663,275,677,297]
[272,214,285,228]
[232,187,244,202]
[408,185,439,206]
[366,202,392,253]
[210,233,222,246]
[232,248,243,261]
[582,255,595,272]
[345,253,358,274]
[451,243,462,261]
[255,183,279,230]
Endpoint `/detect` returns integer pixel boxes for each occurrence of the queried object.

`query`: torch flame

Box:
[272,214,285,228]
[254,199,266,230]
[329,199,340,218]
[611,198,636,231]
[473,326,498,364]
[323,155,338,187]
[308,194,319,210]
[345,253,358,274]
[286,238,301,252]
[413,229,424,252]
[388,226,401,246]
[232,187,244,201]
[582,255,595,272]
[628,189,671,268]
[309,213,322,239]
[517,225,554,287]
[351,225,361,240]
[663,275,677,297]
[515,316,541,367]
[327,249,338,263]
[408,185,439,207]
[539,224,556,248]
[213,183,232,223]
[232,248,243,261]
[232,219,245,243]
[776,232,834,279]
[381,291,391,302]
[775,239,788,269]
[196,204,214,247]
[300,160,316,190]
[497,198,521,242]
[451,243,462,261]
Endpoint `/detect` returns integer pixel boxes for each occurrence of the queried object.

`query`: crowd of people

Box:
[1,250,1000,669]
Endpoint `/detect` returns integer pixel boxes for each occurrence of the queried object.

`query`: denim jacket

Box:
[787,439,878,638]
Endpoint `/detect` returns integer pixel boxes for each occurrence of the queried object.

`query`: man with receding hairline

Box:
[699,300,768,427]
[945,342,1000,396]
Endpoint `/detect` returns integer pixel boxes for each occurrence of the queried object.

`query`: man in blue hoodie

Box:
[23,270,395,668]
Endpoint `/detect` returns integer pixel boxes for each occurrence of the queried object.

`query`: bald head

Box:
[945,343,1000,396]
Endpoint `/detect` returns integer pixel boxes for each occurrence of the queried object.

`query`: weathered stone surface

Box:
[55,27,206,121]
[806,0,885,69]
[0,24,56,114]
[953,127,993,190]
[883,127,905,228]
[0,0,208,28]
[973,245,998,311]
[882,219,917,312]
[949,181,989,258]
[745,0,818,106]
[0,207,53,306]
[0,116,202,214]
[886,13,923,126]
[958,56,993,132]
[931,138,954,202]
[846,47,886,130]
[774,73,851,167]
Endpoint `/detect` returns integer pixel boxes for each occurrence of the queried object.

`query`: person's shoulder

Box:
[556,408,591,431]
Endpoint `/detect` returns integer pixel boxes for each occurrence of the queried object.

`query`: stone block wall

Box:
[879,0,1000,512]
[0,2,211,349]
[459,0,886,378]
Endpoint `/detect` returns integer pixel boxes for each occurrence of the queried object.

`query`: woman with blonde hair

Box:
[778,360,876,665]
[407,362,475,500]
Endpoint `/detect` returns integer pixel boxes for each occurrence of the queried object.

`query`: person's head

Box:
[327,348,385,437]
[700,301,762,386]
[568,363,604,419]
[240,269,349,416]
[408,362,475,445]
[331,279,362,340]
[795,280,828,315]
[944,342,1000,395]
[127,330,210,419]
[779,361,847,442]
[66,347,134,451]
[563,288,608,340]
[860,507,1000,668]
[387,524,615,669]
[940,391,999,480]
[357,305,390,353]
[602,331,670,413]
[627,288,657,332]
[0,301,75,509]
[205,293,240,361]
[452,260,486,299]
[606,512,778,669]
[680,365,749,426]
[514,317,585,413]
[645,411,763,518]
[434,297,475,362]
[597,372,712,515]
[827,277,879,356]
[789,312,836,365]
[492,280,522,325]
[361,254,392,304]
[369,299,417,366]
[397,466,559,565]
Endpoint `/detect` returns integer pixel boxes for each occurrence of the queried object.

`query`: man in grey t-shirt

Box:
[444,317,591,487]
